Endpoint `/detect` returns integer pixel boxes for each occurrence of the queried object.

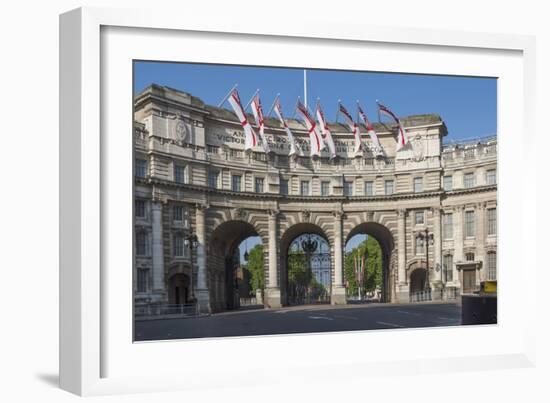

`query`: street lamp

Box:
[184,233,199,300]
[418,228,434,291]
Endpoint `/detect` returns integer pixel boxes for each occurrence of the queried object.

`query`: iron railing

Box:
[134,303,199,317]
[409,289,432,302]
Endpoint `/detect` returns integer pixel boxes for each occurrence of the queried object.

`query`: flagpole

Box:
[244,88,260,111]
[303,69,308,109]
[335,99,341,123]
[266,93,280,118]
[217,84,238,108]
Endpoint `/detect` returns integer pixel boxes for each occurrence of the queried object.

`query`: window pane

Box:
[443,175,453,191]
[415,211,424,225]
[364,181,373,196]
[487,252,497,280]
[255,178,264,193]
[464,173,475,188]
[443,255,453,281]
[135,200,145,218]
[487,208,497,235]
[465,210,475,237]
[208,171,219,188]
[443,213,453,239]
[136,232,147,256]
[174,234,184,257]
[385,180,394,195]
[280,179,288,195]
[174,164,186,183]
[300,181,310,196]
[416,236,424,255]
[135,159,147,178]
[321,181,330,196]
[137,268,148,293]
[343,181,353,196]
[232,175,242,192]
[486,169,496,185]
[173,206,183,221]
[414,177,423,193]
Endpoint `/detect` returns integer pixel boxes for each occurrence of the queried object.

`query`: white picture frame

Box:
[60,6,537,396]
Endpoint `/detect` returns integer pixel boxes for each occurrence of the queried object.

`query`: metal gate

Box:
[287,234,331,305]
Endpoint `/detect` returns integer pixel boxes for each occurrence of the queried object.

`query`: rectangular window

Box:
[255,177,264,193]
[173,206,183,222]
[300,180,310,196]
[321,181,330,196]
[231,175,242,192]
[487,252,497,280]
[413,177,423,193]
[135,199,146,218]
[174,164,186,184]
[415,211,424,225]
[364,181,374,196]
[208,170,219,188]
[136,232,148,256]
[487,208,497,235]
[463,172,475,188]
[415,235,424,255]
[443,213,453,239]
[443,255,453,282]
[384,180,394,195]
[486,169,497,185]
[343,181,353,196]
[280,179,289,196]
[135,158,147,178]
[466,252,475,261]
[174,234,185,257]
[443,175,453,191]
[465,210,475,237]
[137,268,149,293]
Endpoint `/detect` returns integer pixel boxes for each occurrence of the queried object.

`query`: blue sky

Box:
[134,61,497,143]
[134,61,496,260]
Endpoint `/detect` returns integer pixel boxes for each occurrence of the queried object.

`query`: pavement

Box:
[134,302,462,341]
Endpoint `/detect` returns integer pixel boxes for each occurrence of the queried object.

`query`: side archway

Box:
[207,220,264,312]
[345,222,395,303]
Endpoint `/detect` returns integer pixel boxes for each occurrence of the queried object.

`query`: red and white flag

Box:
[226,88,258,151]
[250,94,272,153]
[315,103,337,159]
[339,103,363,156]
[357,103,384,156]
[377,101,408,151]
[296,100,325,157]
[273,97,302,157]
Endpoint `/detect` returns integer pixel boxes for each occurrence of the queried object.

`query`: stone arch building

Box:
[133,85,497,313]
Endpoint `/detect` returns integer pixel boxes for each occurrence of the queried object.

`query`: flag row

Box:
[221,87,409,159]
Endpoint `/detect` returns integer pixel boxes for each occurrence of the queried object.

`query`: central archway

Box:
[280,223,332,306]
[345,222,395,303]
[208,220,263,313]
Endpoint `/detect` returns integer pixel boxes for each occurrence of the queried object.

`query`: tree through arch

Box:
[345,222,395,303]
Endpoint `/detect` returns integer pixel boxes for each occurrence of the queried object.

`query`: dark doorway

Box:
[410,268,427,294]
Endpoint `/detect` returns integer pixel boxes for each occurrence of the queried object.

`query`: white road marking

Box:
[397,310,421,316]
[437,317,454,321]
[376,321,404,328]
[308,316,334,320]
[333,315,358,320]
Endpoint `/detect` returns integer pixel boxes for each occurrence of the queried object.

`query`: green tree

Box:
[246,244,264,294]
[344,237,382,296]
[287,249,310,287]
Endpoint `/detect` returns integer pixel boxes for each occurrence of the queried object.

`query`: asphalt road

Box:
[135,302,462,341]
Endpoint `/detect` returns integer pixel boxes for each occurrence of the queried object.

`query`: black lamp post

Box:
[301,235,318,301]
[184,233,199,299]
[418,228,434,291]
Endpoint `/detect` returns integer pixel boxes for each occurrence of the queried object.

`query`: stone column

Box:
[151,202,166,302]
[265,210,282,308]
[396,209,409,303]
[476,202,486,283]
[453,206,464,287]
[331,210,346,305]
[195,204,210,313]
[433,208,442,284]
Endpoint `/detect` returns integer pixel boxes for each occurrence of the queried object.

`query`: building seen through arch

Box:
[133,85,497,314]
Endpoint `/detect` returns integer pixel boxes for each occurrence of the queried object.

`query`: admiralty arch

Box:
[133,85,497,314]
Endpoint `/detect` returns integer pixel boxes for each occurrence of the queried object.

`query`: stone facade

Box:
[133,84,497,313]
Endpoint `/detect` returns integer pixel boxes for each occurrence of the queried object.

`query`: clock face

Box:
[175,120,188,142]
